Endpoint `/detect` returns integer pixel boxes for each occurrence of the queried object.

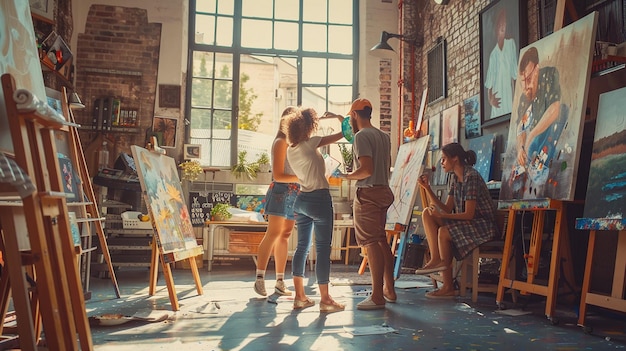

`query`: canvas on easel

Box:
[582,86,626,220]
[499,12,598,201]
[386,135,430,230]
[131,145,203,310]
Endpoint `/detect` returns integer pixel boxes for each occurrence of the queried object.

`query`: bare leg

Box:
[293,276,308,302]
[363,242,386,305]
[271,217,295,276]
[421,210,444,267]
[431,227,455,296]
[378,240,397,301]
[256,215,287,272]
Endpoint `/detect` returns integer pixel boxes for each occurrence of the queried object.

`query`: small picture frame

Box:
[159,85,181,108]
[29,0,55,21]
[152,116,177,148]
[184,144,202,159]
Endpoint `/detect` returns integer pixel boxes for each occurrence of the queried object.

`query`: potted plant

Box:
[179,160,203,182]
[210,203,232,221]
[231,150,257,180]
[256,152,271,173]
[338,143,354,173]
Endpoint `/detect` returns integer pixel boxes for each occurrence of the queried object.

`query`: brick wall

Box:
[401,0,542,180]
[74,5,161,169]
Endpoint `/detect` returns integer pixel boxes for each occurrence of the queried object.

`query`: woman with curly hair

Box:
[283,107,345,313]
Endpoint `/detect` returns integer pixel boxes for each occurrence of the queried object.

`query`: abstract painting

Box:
[131,145,199,254]
[468,133,496,182]
[387,135,430,229]
[442,104,459,146]
[464,94,481,139]
[499,13,598,201]
[582,86,626,219]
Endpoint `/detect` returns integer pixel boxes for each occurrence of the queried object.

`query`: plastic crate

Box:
[121,211,152,230]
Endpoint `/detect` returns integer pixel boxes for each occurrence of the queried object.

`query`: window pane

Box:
[213,109,232,131]
[302,57,326,84]
[191,78,213,106]
[242,0,272,18]
[213,80,233,109]
[195,14,215,45]
[328,25,352,54]
[275,0,299,20]
[303,0,327,22]
[302,86,326,111]
[196,0,216,13]
[215,16,233,47]
[329,0,352,24]
[328,59,352,85]
[193,52,214,78]
[302,23,326,52]
[215,53,233,78]
[327,86,352,110]
[274,21,299,51]
[217,0,234,15]
[242,19,272,48]
[190,108,213,130]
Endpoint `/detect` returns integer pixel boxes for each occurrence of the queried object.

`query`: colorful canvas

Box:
[464,95,481,139]
[441,105,459,146]
[387,135,430,229]
[468,134,496,182]
[237,195,265,213]
[428,114,440,150]
[131,145,199,253]
[582,86,626,219]
[499,13,598,201]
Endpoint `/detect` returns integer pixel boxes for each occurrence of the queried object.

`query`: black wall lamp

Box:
[370,31,421,56]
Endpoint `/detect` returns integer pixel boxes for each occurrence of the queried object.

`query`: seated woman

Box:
[416,143,499,299]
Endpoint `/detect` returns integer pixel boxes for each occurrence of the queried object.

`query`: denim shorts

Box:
[263,182,300,220]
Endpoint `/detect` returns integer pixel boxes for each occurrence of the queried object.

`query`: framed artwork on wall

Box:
[441,104,459,146]
[184,144,201,159]
[152,116,177,148]
[29,0,55,21]
[159,85,181,109]
[479,0,527,127]
[464,94,481,139]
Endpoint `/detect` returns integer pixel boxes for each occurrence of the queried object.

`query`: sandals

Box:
[356,296,386,310]
[425,290,456,300]
[293,298,315,310]
[415,265,449,275]
[319,300,345,313]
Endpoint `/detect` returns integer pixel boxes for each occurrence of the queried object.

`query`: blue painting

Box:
[237,195,265,213]
[428,114,440,150]
[464,94,481,139]
[583,86,626,219]
[468,134,496,182]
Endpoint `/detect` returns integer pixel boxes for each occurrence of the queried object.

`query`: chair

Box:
[459,209,517,303]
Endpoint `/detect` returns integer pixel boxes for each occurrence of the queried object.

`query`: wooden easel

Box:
[132,144,203,311]
[61,87,121,299]
[0,73,93,349]
[495,199,577,321]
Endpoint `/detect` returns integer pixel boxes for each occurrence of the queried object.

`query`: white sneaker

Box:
[274,280,292,296]
[254,278,267,296]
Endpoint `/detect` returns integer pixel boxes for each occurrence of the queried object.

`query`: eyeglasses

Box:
[520,64,537,87]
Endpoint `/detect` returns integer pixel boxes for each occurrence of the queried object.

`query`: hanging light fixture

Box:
[370,31,421,57]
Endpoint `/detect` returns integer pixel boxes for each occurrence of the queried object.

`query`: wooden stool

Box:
[357,230,401,275]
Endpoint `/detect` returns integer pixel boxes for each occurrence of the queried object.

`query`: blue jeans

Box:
[292,189,334,284]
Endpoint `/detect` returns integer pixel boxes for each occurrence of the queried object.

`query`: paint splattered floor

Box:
[86,260,626,350]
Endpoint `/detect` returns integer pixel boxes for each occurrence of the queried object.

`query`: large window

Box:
[188,0,358,167]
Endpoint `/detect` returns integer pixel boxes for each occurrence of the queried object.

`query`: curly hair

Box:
[283,107,318,146]
[276,106,298,139]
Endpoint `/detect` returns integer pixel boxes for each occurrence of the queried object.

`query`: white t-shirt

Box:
[286,136,329,192]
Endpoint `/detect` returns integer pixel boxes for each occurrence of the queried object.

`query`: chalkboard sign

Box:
[189,191,235,227]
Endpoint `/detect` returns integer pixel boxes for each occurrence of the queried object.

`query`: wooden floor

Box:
[79,259,626,350]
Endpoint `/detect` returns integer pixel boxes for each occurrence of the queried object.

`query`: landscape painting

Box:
[468,133,496,182]
[499,13,597,201]
[583,86,626,219]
